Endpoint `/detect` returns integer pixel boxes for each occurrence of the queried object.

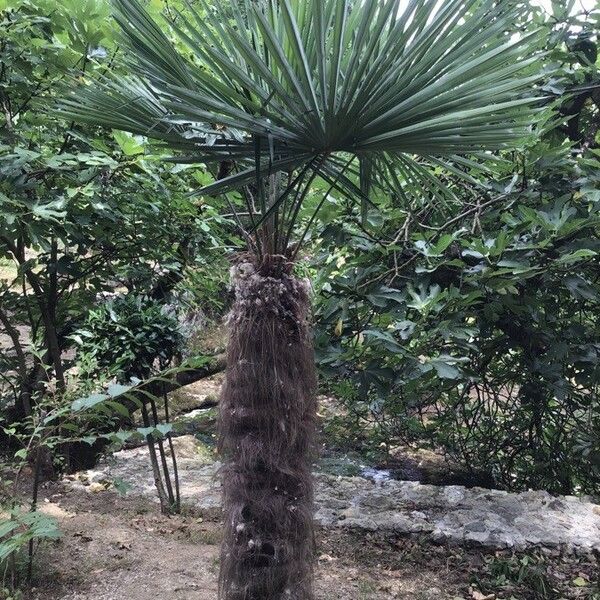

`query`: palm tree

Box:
[60,0,543,598]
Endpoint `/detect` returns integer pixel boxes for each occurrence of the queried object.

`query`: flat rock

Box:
[72,436,600,555]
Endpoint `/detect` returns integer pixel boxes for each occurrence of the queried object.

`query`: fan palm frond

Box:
[59,0,545,246]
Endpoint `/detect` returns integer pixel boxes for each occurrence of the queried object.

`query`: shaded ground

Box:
[22,483,600,600]
[6,368,599,599]
[76,435,600,555]
[169,383,496,490]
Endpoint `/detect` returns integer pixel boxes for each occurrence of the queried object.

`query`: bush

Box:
[312,10,600,495]
[73,295,183,382]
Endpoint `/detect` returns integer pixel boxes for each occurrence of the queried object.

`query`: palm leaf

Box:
[58,0,546,248]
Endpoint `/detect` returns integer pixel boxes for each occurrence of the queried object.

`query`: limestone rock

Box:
[69,437,600,555]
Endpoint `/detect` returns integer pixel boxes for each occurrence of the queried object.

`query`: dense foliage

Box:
[312,2,600,495]
[73,295,183,382]
[0,0,230,423]
[1,0,599,593]
[0,1,230,581]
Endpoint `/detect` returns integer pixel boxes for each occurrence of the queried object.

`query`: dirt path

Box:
[22,482,599,600]
[26,484,458,600]
[15,376,599,599]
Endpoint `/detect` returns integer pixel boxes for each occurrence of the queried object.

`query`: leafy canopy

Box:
[59,0,545,249]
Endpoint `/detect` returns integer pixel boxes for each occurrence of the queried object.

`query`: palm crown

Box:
[60,0,544,254]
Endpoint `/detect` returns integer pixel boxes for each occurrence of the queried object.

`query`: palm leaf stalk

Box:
[59,0,544,598]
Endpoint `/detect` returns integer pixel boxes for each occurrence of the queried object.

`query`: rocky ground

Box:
[74,435,600,555]
[18,432,597,600]
[24,479,600,600]
[7,376,599,599]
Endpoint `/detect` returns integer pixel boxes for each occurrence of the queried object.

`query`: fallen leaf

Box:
[88,482,108,493]
[318,553,336,563]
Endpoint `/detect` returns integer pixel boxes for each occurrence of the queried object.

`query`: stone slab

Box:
[71,436,600,555]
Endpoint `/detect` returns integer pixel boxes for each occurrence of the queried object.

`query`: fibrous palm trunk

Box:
[218,254,317,600]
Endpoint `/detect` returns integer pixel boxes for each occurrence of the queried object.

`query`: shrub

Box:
[73,295,183,382]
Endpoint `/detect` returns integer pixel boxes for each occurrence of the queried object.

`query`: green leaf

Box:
[155,423,173,436]
[136,426,156,437]
[362,329,405,354]
[0,520,20,538]
[113,478,133,496]
[113,130,145,156]
[431,360,462,380]
[564,276,598,301]
[107,383,134,398]
[71,393,109,412]
[557,249,597,264]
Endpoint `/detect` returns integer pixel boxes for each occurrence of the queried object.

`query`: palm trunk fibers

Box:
[218,255,317,600]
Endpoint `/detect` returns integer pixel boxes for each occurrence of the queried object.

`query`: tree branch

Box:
[134,354,226,407]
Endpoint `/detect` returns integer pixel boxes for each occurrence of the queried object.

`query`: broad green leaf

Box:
[71,393,110,412]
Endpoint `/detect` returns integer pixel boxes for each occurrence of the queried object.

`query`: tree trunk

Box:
[218,255,317,600]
